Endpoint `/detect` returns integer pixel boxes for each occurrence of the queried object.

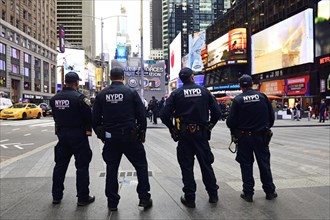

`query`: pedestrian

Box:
[160,67,221,208]
[50,71,95,206]
[319,99,327,123]
[149,96,159,124]
[226,74,277,202]
[92,67,152,211]
[294,101,301,121]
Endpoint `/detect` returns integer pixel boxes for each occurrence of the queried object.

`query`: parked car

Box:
[0,103,42,120]
[38,103,52,117]
[0,97,13,112]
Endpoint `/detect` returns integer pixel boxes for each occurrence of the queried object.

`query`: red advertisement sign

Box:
[285,75,310,96]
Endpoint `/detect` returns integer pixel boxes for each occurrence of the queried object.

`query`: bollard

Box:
[308,112,311,121]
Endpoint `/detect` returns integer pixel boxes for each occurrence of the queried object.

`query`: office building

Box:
[57,0,95,59]
[0,0,57,103]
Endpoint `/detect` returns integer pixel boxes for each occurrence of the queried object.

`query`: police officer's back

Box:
[160,67,221,208]
[226,74,277,202]
[50,71,95,206]
[92,67,152,211]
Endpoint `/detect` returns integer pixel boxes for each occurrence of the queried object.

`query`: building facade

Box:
[57,0,95,59]
[205,0,329,110]
[151,0,163,51]
[0,0,57,103]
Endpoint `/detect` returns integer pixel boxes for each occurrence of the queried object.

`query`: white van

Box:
[0,98,13,111]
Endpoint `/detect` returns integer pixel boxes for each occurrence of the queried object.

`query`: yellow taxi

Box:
[0,103,43,120]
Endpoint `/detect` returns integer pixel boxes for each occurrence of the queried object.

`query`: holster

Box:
[264,129,273,145]
[95,126,105,141]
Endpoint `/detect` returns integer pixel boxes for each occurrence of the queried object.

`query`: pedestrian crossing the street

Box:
[0,118,54,127]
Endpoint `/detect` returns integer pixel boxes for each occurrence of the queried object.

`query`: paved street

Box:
[0,118,329,219]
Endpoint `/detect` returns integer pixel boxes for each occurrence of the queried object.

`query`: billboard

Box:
[207,28,247,68]
[186,30,206,72]
[56,48,85,85]
[111,59,165,92]
[260,80,285,96]
[285,75,310,96]
[116,47,127,61]
[315,0,330,57]
[252,9,314,75]
[169,32,182,80]
[178,75,204,88]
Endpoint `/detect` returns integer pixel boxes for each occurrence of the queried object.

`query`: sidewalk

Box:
[0,120,329,220]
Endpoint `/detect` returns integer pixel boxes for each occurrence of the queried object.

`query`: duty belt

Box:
[184,124,201,133]
[239,130,265,136]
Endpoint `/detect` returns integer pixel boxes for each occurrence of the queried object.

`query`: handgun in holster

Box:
[264,128,273,145]
[95,126,105,141]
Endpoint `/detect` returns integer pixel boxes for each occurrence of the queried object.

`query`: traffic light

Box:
[59,25,65,53]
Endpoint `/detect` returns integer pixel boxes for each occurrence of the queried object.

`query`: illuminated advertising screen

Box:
[57,48,85,85]
[169,32,182,80]
[315,0,330,56]
[187,30,206,72]
[116,47,127,61]
[285,75,310,96]
[252,9,314,75]
[260,80,285,96]
[207,28,247,68]
[178,75,204,88]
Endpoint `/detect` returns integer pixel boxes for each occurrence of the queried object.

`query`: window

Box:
[24,67,30,76]
[0,43,5,54]
[11,64,19,74]
[10,48,19,59]
[0,60,5,70]
[24,53,31,63]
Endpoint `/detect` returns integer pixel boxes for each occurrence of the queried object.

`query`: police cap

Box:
[110,67,124,77]
[179,67,194,81]
[65,72,81,83]
[239,74,253,87]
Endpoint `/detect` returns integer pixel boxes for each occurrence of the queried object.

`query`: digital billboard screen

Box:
[169,32,182,80]
[116,47,127,61]
[252,9,314,75]
[207,28,247,68]
[178,75,204,88]
[315,0,330,56]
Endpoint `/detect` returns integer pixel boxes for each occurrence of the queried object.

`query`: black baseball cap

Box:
[239,74,253,87]
[110,67,124,77]
[65,72,81,83]
[179,67,194,81]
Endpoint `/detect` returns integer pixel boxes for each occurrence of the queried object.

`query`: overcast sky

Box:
[95,0,151,60]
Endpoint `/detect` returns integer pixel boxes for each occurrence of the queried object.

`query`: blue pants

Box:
[236,135,276,196]
[177,132,218,201]
[102,139,151,207]
[52,128,92,200]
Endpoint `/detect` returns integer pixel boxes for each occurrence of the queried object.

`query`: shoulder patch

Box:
[83,97,91,106]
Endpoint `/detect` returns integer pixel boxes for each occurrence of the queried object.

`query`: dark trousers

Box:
[52,128,92,200]
[152,110,158,124]
[236,135,276,196]
[177,132,218,201]
[102,139,151,207]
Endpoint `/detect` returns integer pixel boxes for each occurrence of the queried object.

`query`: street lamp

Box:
[76,14,125,86]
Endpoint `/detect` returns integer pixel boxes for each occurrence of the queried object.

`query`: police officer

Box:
[160,67,221,208]
[50,71,95,206]
[92,67,152,211]
[226,74,277,202]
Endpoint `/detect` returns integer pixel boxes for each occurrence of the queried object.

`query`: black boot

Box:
[77,195,95,206]
[180,196,196,208]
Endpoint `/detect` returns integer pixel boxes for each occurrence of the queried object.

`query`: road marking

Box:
[12,128,20,131]
[0,139,9,143]
[13,145,23,149]
[0,143,33,149]
[24,133,31,136]
[41,129,48,132]
[0,141,57,169]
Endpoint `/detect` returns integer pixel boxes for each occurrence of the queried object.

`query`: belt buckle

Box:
[188,124,197,133]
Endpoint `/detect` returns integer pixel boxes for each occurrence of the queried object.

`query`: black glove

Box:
[170,128,179,142]
[139,130,146,143]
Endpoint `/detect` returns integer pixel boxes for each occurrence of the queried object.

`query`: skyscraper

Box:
[163,0,225,60]
[57,0,96,59]
[151,0,163,50]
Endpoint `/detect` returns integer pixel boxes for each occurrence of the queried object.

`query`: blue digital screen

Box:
[178,75,204,88]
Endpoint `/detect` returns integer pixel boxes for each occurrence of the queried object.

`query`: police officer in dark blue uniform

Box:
[50,71,95,206]
[226,74,277,202]
[160,67,221,208]
[92,67,152,211]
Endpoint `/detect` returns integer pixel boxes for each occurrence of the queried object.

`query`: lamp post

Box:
[140,0,144,100]
[77,14,125,87]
